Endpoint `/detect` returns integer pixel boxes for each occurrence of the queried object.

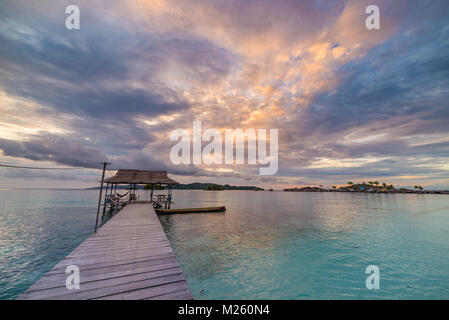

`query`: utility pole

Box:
[94,162,110,233]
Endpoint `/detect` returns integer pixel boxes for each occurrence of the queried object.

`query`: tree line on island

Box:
[88,181,446,194]
[143,182,264,191]
[283,181,449,194]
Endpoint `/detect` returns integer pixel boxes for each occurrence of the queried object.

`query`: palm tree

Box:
[332,186,337,189]
[348,182,353,185]
[374,181,379,186]
[382,182,387,188]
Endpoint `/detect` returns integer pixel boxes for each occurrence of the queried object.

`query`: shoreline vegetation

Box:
[87,183,263,191]
[140,182,264,191]
[171,182,264,191]
[284,182,449,194]
[85,181,448,194]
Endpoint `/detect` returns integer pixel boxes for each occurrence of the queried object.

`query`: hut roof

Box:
[104,169,178,185]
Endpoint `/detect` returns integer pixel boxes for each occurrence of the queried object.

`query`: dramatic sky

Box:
[0,0,448,189]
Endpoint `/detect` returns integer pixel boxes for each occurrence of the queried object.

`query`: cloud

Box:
[0,0,448,188]
[0,167,96,182]
[0,135,107,168]
[0,0,233,155]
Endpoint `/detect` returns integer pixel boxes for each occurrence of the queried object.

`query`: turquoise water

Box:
[1,189,448,299]
[159,190,449,299]
[0,189,98,299]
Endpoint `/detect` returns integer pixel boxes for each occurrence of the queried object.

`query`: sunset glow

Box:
[1,0,448,189]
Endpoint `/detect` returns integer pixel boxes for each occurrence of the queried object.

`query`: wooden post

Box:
[168,186,172,209]
[102,182,109,216]
[95,162,110,233]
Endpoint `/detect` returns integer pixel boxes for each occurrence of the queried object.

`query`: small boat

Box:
[155,206,226,214]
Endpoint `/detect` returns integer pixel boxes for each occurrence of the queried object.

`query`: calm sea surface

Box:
[0,189,448,299]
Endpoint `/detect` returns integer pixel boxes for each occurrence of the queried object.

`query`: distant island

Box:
[88,182,264,191]
[86,180,448,194]
[284,181,449,194]
[171,183,264,191]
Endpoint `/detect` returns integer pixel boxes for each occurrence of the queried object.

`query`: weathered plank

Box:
[17,202,192,300]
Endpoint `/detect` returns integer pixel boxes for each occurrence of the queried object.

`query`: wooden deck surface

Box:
[17,202,192,300]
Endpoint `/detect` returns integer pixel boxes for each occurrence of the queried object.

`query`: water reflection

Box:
[158,190,449,299]
[1,189,448,299]
[0,189,98,299]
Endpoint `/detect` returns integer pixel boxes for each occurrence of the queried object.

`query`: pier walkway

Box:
[18,202,192,300]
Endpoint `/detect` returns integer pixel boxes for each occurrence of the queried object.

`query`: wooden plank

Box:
[96,281,191,300]
[22,269,184,299]
[147,288,194,300]
[45,253,175,274]
[155,206,226,214]
[28,262,181,292]
[17,203,192,300]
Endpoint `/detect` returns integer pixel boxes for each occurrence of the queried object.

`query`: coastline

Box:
[284,187,449,195]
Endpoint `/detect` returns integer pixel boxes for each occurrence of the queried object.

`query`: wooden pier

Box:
[18,202,192,300]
